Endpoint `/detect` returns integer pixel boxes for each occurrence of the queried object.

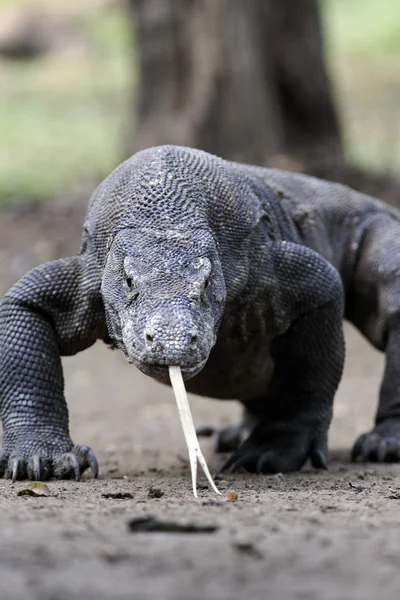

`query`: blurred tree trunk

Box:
[128,0,344,178]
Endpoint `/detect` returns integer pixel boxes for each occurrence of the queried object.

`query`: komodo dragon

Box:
[0,145,399,482]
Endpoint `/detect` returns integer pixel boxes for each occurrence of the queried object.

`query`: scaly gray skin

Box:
[0,145,398,481]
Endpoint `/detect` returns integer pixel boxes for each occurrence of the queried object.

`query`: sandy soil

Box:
[0,201,400,600]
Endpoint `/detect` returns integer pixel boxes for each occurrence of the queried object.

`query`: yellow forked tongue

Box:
[169,366,222,498]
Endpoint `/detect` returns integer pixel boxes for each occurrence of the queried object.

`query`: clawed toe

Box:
[53,452,81,480]
[52,445,99,480]
[4,457,27,482]
[73,444,99,479]
[12,458,24,482]
[26,455,52,481]
[83,446,99,478]
[32,455,41,480]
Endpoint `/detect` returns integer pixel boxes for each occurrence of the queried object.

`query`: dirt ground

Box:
[1,199,400,600]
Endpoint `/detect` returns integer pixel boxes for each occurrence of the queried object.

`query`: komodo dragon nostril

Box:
[145,332,154,343]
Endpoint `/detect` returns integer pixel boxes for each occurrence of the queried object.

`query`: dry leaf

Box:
[17,482,51,497]
[225,489,239,502]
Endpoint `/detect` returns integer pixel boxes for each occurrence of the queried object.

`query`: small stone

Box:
[349,481,366,492]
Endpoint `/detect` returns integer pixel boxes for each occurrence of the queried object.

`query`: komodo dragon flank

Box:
[1,145,400,482]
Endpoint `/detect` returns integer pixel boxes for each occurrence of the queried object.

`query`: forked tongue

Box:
[169,366,222,498]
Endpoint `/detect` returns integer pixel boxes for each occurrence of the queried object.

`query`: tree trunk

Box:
[129,0,344,178]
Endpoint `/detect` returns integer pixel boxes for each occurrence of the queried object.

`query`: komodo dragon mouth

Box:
[135,359,208,381]
[169,366,221,497]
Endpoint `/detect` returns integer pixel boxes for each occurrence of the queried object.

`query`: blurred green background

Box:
[0,0,399,204]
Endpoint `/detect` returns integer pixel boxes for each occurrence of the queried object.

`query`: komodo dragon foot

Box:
[352,418,400,463]
[220,422,328,474]
[0,437,98,482]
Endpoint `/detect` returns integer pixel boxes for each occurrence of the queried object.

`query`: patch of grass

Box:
[321,0,400,172]
[323,0,400,57]
[0,2,132,204]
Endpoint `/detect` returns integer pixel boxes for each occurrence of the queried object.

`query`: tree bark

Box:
[129,0,344,177]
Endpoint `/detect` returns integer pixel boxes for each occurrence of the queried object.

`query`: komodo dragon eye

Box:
[124,273,139,298]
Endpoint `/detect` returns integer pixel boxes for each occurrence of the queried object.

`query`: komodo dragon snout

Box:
[101,227,226,382]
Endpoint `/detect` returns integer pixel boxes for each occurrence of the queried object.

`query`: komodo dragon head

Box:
[102,227,225,382]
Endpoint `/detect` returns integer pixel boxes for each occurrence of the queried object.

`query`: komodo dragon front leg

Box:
[221,243,345,473]
[0,255,105,481]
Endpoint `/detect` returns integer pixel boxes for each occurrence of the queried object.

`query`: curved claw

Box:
[77,445,99,479]
[310,433,328,470]
[32,455,41,481]
[310,449,328,470]
[12,458,19,483]
[220,451,253,474]
[88,449,99,479]
[67,452,81,481]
